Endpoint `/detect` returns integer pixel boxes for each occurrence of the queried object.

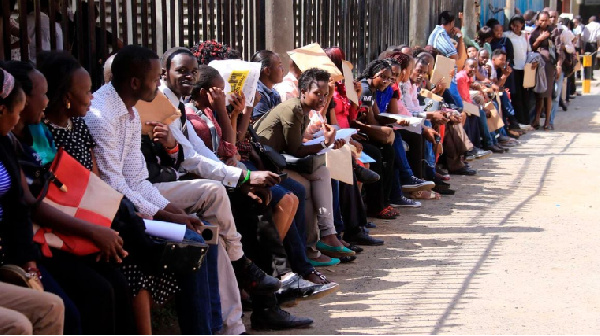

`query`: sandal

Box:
[375,206,398,219]
[304,270,330,284]
[411,190,441,200]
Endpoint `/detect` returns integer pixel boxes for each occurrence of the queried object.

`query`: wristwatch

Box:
[320,141,328,149]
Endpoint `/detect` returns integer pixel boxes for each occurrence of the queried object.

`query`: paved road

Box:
[254,83,600,334]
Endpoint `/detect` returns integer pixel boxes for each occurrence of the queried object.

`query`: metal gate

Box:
[293,0,410,74]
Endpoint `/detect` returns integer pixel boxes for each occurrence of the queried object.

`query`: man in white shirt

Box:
[155,47,313,331]
[86,45,284,333]
[585,16,600,71]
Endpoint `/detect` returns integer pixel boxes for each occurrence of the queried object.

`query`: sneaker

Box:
[474,148,492,159]
[401,176,435,192]
[390,195,422,208]
[498,135,512,143]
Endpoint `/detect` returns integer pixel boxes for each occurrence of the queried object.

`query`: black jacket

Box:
[0,135,38,266]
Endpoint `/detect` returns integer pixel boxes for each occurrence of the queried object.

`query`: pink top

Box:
[391,83,412,117]
[186,105,238,160]
[455,70,473,103]
[332,81,358,129]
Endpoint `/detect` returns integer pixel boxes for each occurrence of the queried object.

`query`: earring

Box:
[66,100,71,109]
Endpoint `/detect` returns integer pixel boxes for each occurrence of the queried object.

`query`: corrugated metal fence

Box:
[293,0,410,74]
[1,0,265,87]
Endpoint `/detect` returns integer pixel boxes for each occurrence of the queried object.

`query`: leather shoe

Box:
[251,306,313,330]
[234,258,281,293]
[365,221,376,229]
[484,145,504,154]
[354,165,380,184]
[449,166,477,176]
[344,231,384,246]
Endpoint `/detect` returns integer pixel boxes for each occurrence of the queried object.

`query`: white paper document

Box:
[379,113,424,133]
[208,59,261,107]
[144,219,186,241]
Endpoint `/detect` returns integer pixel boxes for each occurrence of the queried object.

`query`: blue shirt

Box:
[252,80,282,120]
[375,85,394,112]
[428,25,458,58]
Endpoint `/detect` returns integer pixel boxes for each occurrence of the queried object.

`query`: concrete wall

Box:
[265,0,295,73]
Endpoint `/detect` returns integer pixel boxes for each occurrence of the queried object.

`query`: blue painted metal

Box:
[480,0,545,27]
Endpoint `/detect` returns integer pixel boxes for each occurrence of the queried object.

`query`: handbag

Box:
[32,148,123,257]
[282,153,326,175]
[247,126,286,173]
[0,265,43,291]
[153,238,209,274]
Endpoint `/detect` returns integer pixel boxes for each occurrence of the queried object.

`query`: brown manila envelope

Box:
[523,63,536,88]
[342,60,359,105]
[419,88,444,102]
[135,91,181,137]
[431,55,455,89]
[484,102,504,132]
[325,144,354,185]
[462,101,480,117]
[288,43,344,82]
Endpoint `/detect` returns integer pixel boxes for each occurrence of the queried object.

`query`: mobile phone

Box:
[278,172,288,182]
[434,135,441,144]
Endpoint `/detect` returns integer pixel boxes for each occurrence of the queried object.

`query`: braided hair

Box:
[191,40,232,65]
[298,68,330,92]
[358,59,392,81]
[387,51,412,70]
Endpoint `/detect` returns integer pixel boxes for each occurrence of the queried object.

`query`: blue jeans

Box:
[423,120,436,180]
[279,178,314,277]
[176,229,222,334]
[479,107,496,147]
[393,131,415,182]
[550,72,564,126]
[449,81,464,108]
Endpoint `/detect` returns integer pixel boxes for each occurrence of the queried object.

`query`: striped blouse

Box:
[0,161,12,221]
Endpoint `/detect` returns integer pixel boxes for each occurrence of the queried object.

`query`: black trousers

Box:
[512,69,529,125]
[585,42,598,71]
[360,141,395,214]
[339,174,367,237]
[398,129,425,179]
[41,251,136,335]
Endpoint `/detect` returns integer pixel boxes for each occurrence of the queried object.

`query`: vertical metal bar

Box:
[194,0,201,43]
[1,0,10,60]
[121,0,129,45]
[75,0,84,61]
[202,0,209,42]
[216,0,222,41]
[223,0,230,45]
[243,0,249,59]
[209,0,216,40]
[150,0,157,51]
[177,0,183,46]
[87,0,97,85]
[169,0,175,47]
[131,0,138,45]
[141,0,149,47]
[161,0,167,51]
[236,0,242,53]
[34,0,42,56]
[99,0,108,57]
[111,0,118,50]
[187,0,194,46]
[18,0,29,60]
[48,0,56,50]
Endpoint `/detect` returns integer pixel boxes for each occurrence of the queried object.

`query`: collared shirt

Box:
[274,72,299,102]
[252,80,282,120]
[455,70,473,103]
[85,83,169,217]
[159,83,242,188]
[253,98,308,156]
[428,25,458,58]
[585,21,600,44]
